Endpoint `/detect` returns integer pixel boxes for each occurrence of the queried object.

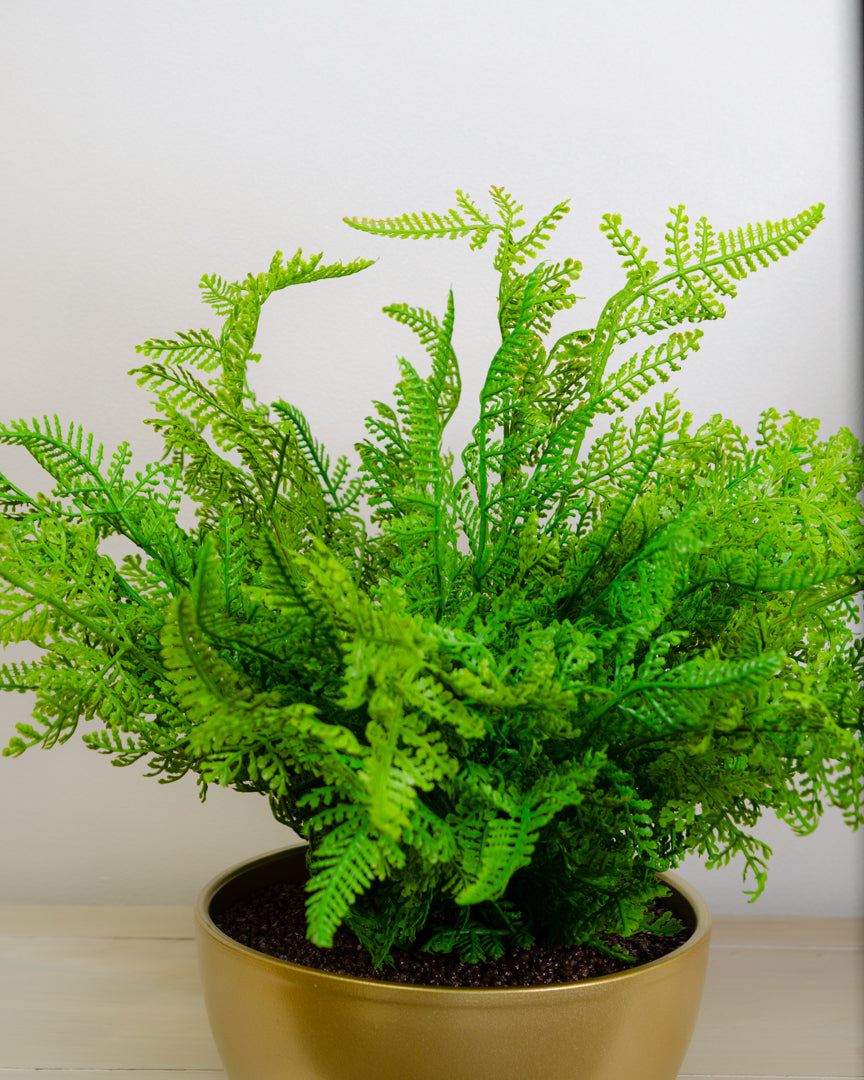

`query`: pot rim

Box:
[195,842,712,997]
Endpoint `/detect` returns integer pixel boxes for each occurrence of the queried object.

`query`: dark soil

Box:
[213,880,691,989]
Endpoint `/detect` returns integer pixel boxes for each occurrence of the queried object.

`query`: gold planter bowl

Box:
[195,844,711,1080]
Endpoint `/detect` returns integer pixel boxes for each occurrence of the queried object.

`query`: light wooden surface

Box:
[0,906,861,1079]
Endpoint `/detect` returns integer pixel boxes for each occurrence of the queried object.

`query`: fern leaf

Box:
[562,395,681,605]
[383,290,461,428]
[665,203,826,295]
[160,593,280,735]
[305,813,403,948]
[664,204,693,272]
[134,328,222,371]
[344,206,484,242]
[512,199,571,261]
[455,809,540,905]
[0,416,105,490]
[198,274,242,316]
[0,659,42,694]
[599,214,659,287]
[594,331,703,413]
[715,206,824,281]
[272,399,362,512]
[454,189,496,249]
[263,248,375,290]
[489,186,525,228]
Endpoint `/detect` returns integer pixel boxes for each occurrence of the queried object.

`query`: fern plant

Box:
[2,189,861,969]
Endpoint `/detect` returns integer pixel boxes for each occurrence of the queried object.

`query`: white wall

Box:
[0,0,860,914]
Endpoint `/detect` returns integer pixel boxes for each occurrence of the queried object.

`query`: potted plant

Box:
[1,188,861,1080]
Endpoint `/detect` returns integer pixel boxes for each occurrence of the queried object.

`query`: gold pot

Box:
[195,844,711,1080]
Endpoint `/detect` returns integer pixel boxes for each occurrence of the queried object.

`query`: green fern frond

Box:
[512,199,572,262]
[455,751,608,906]
[259,248,375,291]
[423,920,512,964]
[489,186,525,226]
[160,591,360,795]
[597,331,703,413]
[0,659,41,695]
[344,206,485,243]
[305,811,404,948]
[452,189,496,247]
[382,301,445,351]
[0,416,107,492]
[455,809,542,906]
[135,328,222,371]
[562,394,681,605]
[696,818,773,900]
[198,274,243,316]
[599,214,659,287]
[272,400,363,513]
[660,203,827,296]
[383,290,461,428]
[395,358,441,492]
[254,534,334,631]
[160,593,281,734]
[714,206,825,282]
[134,361,224,428]
[612,289,716,344]
[3,185,858,970]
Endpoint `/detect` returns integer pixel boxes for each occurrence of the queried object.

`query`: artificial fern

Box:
[2,190,861,968]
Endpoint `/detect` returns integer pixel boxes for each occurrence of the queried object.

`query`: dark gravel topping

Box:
[213,881,691,989]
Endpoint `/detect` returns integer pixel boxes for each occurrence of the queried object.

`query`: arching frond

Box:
[3,186,859,972]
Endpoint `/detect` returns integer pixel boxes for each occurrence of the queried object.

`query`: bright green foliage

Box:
[2,194,862,969]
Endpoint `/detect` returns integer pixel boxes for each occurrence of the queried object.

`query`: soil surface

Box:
[213,880,691,989]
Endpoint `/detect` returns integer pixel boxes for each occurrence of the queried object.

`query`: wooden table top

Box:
[1,906,861,1079]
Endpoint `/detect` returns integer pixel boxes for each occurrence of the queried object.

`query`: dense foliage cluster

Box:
[1,189,861,967]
